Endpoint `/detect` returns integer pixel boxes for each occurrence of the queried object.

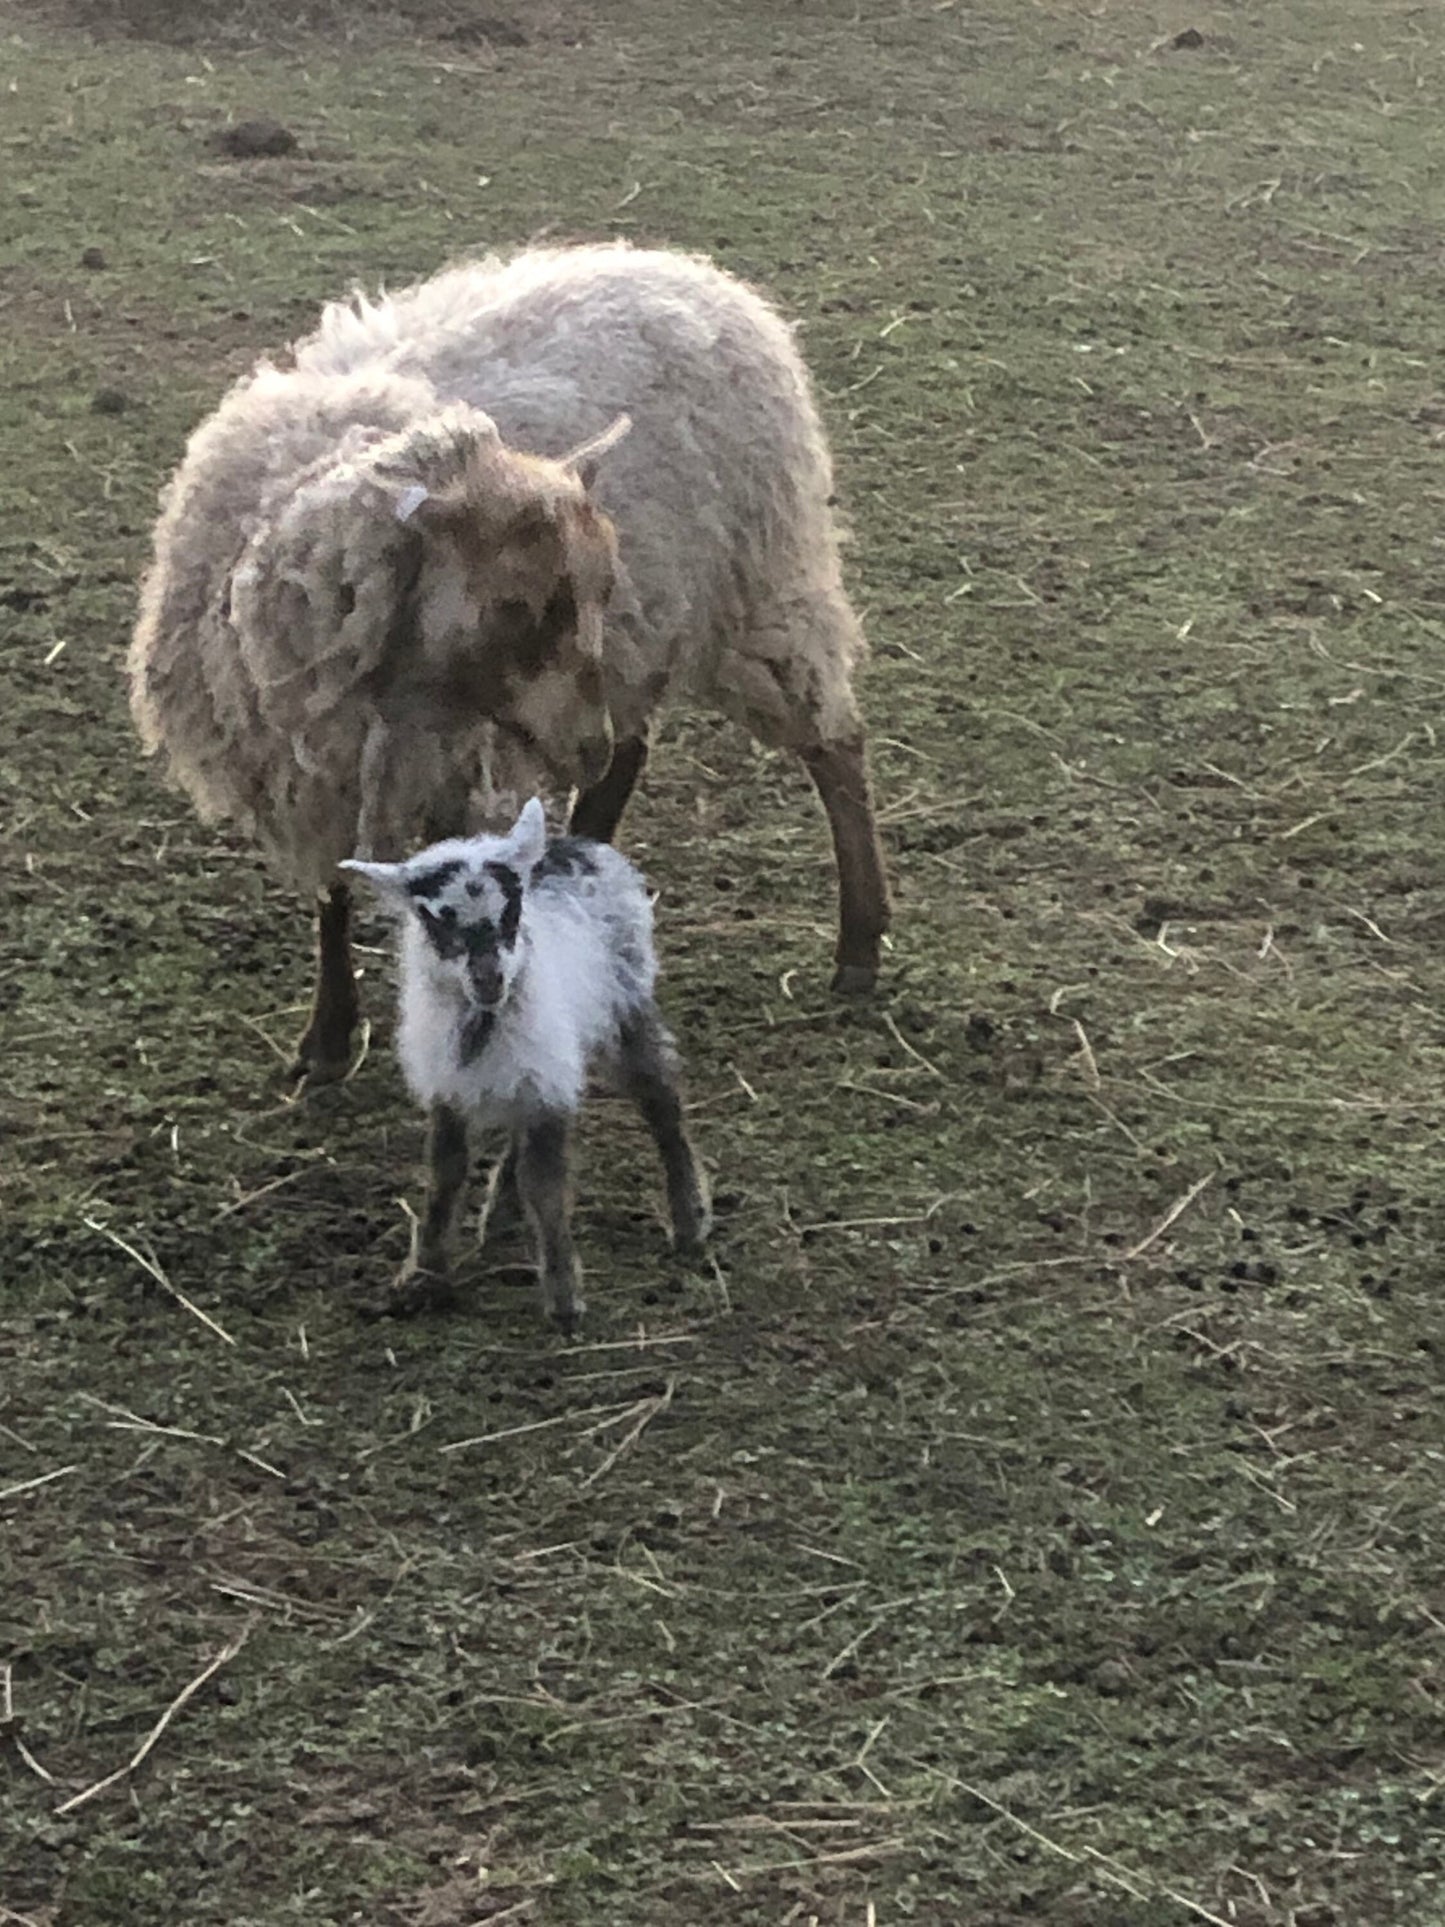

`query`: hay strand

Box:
[54,1623,253,1816]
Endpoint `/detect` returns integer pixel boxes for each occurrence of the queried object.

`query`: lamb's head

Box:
[343,797,549,1017]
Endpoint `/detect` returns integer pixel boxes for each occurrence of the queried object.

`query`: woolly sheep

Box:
[343,798,711,1325]
[128,243,891,1087]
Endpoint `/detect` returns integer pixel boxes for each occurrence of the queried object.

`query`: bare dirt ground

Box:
[3,2,1443,1921]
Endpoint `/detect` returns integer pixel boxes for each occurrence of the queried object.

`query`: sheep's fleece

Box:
[129,243,869,892]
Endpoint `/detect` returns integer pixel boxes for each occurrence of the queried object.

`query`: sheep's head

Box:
[225,403,625,798]
[343,798,549,1038]
[380,409,626,794]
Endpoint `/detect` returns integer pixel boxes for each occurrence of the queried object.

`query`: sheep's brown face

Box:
[413,480,619,796]
[485,497,619,794]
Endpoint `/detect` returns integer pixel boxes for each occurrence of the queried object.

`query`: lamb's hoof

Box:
[358,1265,459,1320]
[831,961,878,997]
[545,1276,584,1335]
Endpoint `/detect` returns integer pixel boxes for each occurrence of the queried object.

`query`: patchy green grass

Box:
[4,1,1445,1922]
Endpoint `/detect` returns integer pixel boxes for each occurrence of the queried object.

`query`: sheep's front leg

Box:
[515,1113,583,1331]
[619,1010,712,1252]
[289,883,360,1088]
[568,732,649,843]
[388,1103,470,1314]
[798,736,891,995]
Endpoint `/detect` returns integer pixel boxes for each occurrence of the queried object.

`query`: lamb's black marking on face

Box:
[411,855,526,974]
[417,902,503,965]
[416,902,466,960]
[483,862,523,943]
[534,837,600,882]
[408,859,465,899]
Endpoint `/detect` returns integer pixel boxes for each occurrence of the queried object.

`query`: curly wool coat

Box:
[130,244,869,894]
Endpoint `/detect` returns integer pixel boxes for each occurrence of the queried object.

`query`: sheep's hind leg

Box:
[569,732,649,843]
[515,1113,583,1331]
[619,1008,712,1252]
[799,735,891,995]
[724,589,891,993]
[289,883,360,1088]
[384,1104,470,1315]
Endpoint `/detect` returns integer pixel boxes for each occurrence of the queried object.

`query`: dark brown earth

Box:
[3,2,1443,1922]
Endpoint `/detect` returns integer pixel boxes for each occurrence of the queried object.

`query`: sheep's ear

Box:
[392,483,431,526]
[374,407,504,524]
[339,858,411,908]
[509,797,549,870]
[562,414,632,492]
[388,482,472,546]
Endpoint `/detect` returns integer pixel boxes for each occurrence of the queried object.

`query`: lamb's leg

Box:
[569,732,649,843]
[289,883,359,1087]
[387,1103,470,1314]
[477,1134,522,1246]
[619,1009,712,1252]
[515,1113,583,1330]
[798,736,891,996]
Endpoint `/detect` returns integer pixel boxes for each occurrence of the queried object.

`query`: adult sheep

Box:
[129,243,891,1086]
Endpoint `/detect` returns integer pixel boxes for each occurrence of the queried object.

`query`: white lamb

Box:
[128,243,891,1090]
[343,798,710,1326]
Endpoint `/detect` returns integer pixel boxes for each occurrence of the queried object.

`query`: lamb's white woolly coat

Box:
[390,840,655,1125]
[130,244,866,892]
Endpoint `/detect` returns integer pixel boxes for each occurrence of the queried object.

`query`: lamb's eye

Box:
[418,904,465,958]
[337,581,357,617]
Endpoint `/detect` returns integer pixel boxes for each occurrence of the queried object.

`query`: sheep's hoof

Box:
[831,961,879,997]
[286,1051,351,1094]
[672,1188,713,1255]
[287,1008,360,1092]
[358,1263,459,1320]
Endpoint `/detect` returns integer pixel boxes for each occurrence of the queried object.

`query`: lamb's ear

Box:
[339,858,411,909]
[562,414,632,492]
[509,797,549,871]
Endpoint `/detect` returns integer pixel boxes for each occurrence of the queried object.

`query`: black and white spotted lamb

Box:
[344,798,710,1326]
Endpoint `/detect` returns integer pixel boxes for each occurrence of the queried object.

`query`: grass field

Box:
[4,1,1445,1921]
